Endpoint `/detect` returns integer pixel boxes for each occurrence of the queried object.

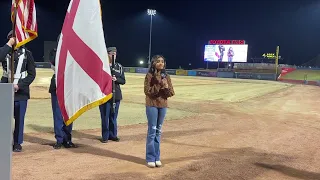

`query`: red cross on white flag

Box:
[55,0,112,125]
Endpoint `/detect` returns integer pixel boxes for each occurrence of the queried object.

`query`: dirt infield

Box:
[7,69,320,179]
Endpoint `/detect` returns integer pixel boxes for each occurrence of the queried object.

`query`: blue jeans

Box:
[51,93,73,143]
[13,100,28,145]
[99,101,120,140]
[146,106,167,162]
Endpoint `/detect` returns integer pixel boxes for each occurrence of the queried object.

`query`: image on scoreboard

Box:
[204,44,248,62]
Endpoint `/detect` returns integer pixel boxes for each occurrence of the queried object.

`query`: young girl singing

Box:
[144,55,175,168]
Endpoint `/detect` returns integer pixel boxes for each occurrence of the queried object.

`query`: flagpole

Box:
[10,2,18,83]
[111,55,116,113]
[275,46,280,81]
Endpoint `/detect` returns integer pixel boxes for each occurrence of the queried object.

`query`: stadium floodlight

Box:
[147,9,156,67]
[147,9,156,16]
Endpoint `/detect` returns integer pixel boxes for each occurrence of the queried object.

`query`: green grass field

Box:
[281,69,320,81]
[0,68,293,133]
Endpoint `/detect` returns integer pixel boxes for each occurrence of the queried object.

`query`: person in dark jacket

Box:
[99,46,126,143]
[218,45,225,62]
[0,37,15,60]
[0,31,36,152]
[48,34,77,149]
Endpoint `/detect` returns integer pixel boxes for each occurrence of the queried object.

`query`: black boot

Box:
[13,144,22,152]
[53,143,63,149]
[63,141,78,148]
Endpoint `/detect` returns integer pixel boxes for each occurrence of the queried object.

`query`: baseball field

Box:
[281,69,320,81]
[4,68,320,180]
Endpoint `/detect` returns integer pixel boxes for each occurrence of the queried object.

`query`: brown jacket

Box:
[144,72,175,108]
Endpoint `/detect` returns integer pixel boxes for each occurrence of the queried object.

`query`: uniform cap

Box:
[7,30,13,39]
[107,47,117,53]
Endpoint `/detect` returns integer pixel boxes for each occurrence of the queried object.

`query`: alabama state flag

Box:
[55,0,112,125]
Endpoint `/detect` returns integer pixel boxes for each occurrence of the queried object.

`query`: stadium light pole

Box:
[147,9,156,67]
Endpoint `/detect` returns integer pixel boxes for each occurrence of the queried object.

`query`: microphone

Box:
[160,69,166,79]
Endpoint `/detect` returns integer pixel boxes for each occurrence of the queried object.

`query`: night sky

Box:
[0,0,319,69]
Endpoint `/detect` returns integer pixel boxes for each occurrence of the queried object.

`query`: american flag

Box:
[11,0,38,49]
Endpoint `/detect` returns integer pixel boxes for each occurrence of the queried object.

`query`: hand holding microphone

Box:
[160,69,168,89]
[162,79,168,89]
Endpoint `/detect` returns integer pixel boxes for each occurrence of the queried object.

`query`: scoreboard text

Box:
[208,40,245,45]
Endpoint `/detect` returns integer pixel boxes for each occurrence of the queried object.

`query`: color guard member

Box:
[0,30,36,152]
[99,47,126,143]
[48,34,77,149]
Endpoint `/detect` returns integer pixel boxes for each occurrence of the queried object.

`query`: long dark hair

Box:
[148,55,166,74]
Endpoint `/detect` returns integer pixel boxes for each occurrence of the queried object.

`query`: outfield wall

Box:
[122,67,276,81]
[33,62,276,81]
[34,62,320,85]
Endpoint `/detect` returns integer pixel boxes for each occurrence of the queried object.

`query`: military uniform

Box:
[0,31,36,152]
[0,44,12,60]
[99,47,126,143]
[48,34,77,149]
